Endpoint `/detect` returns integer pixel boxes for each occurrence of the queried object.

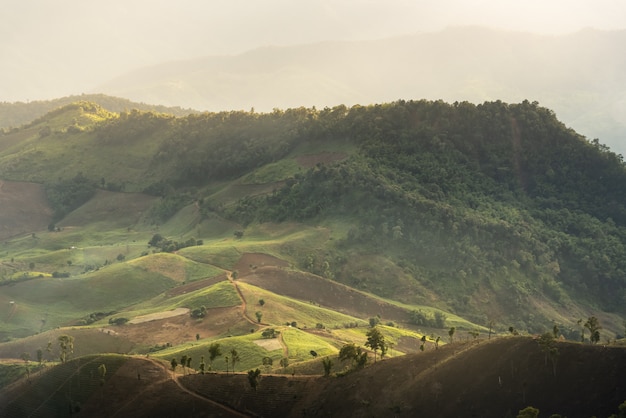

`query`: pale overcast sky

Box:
[1,0,625,101]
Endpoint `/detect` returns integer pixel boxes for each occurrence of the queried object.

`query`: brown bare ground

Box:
[128,308,190,324]
[240,265,411,323]
[0,180,52,240]
[110,306,247,347]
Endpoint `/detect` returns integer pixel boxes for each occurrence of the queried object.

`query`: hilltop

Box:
[0,94,197,129]
[1,337,625,417]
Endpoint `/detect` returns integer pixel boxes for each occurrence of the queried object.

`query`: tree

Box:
[199,356,206,374]
[98,363,107,386]
[365,327,387,362]
[537,333,556,366]
[448,327,456,343]
[247,368,261,391]
[280,357,289,370]
[517,406,539,418]
[170,358,178,372]
[180,354,188,375]
[339,343,367,369]
[420,335,427,351]
[262,328,278,338]
[208,343,222,370]
[322,357,333,376]
[230,348,240,372]
[58,335,74,363]
[262,356,273,372]
[487,320,494,339]
[36,348,43,364]
[584,316,602,344]
[255,311,263,323]
[259,299,265,306]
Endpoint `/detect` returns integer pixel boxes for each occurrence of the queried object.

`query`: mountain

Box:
[0,99,625,336]
[1,98,626,416]
[0,94,198,129]
[95,27,626,156]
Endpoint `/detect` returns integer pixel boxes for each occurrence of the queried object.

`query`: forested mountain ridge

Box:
[95,27,626,156]
[1,99,625,334]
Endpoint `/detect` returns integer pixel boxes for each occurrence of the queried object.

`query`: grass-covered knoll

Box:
[118,280,241,321]
[153,331,283,373]
[129,252,224,284]
[0,263,176,337]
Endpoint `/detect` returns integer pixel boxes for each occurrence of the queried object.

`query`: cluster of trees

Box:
[408,309,447,328]
[44,173,96,221]
[147,234,203,253]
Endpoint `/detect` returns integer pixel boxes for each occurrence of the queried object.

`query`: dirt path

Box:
[141,357,250,418]
[228,273,257,326]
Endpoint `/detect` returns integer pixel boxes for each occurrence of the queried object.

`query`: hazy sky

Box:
[2,0,625,102]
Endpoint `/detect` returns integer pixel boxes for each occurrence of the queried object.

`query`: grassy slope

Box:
[1,101,625,394]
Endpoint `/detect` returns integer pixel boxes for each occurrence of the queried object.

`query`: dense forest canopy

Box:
[2,99,625,331]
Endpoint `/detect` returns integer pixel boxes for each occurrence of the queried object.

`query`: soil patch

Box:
[240,267,411,323]
[112,306,245,347]
[0,181,52,240]
[128,308,190,324]
[253,338,282,351]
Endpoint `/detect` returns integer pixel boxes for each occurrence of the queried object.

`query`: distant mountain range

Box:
[93,27,626,155]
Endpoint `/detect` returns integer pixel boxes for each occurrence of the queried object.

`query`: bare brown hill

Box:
[2,338,625,417]
[185,337,626,418]
[0,180,52,240]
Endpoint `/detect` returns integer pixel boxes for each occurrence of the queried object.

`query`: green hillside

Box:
[1,99,625,344]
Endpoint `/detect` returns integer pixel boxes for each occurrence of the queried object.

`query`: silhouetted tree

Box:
[322,357,333,376]
[58,335,74,363]
[208,343,221,370]
[230,348,240,372]
[247,368,261,390]
[584,316,602,344]
[448,327,456,343]
[365,327,387,362]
